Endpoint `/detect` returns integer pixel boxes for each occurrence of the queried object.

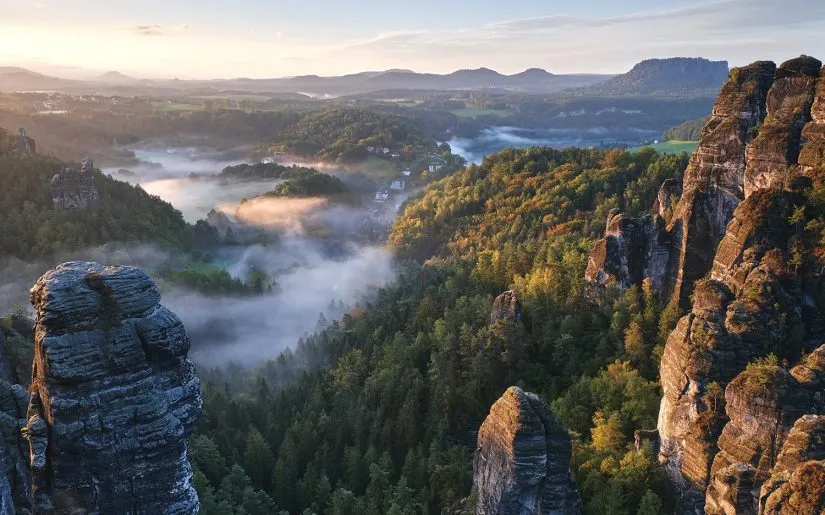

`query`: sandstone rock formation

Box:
[0,316,34,513]
[10,129,35,156]
[50,157,100,209]
[25,262,202,513]
[743,56,820,197]
[490,290,522,325]
[657,189,811,512]
[646,55,825,514]
[472,386,580,515]
[799,66,825,186]
[758,415,825,514]
[584,210,673,294]
[705,344,825,514]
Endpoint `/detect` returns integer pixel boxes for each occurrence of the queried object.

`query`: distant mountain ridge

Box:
[0,58,729,96]
[578,57,729,96]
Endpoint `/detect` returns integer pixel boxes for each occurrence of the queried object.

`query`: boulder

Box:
[25,262,202,513]
[472,386,580,515]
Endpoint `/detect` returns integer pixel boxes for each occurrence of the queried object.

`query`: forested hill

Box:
[193,146,691,514]
[0,155,216,258]
[266,108,437,163]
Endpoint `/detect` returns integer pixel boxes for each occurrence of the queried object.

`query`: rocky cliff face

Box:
[758,415,825,514]
[704,344,825,514]
[50,157,100,209]
[472,386,581,515]
[585,55,825,513]
[584,210,673,294]
[0,315,34,514]
[10,129,35,156]
[25,262,202,513]
[657,188,816,512]
[649,56,825,514]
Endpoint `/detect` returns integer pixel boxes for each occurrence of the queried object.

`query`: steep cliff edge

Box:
[472,386,581,515]
[586,55,825,513]
[25,262,202,513]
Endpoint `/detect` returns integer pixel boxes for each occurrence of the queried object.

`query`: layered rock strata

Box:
[472,386,580,515]
[585,210,673,294]
[705,344,825,514]
[758,415,825,514]
[657,189,810,512]
[0,316,34,513]
[25,262,202,513]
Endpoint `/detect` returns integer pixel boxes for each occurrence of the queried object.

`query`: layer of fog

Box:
[104,147,277,222]
[0,240,394,367]
[81,145,400,367]
[447,126,657,164]
[172,242,394,365]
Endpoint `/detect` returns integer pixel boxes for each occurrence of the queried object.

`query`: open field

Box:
[629,140,698,155]
[449,107,510,118]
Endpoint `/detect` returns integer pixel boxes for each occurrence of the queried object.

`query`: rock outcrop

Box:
[0,315,34,513]
[25,262,202,513]
[704,344,825,514]
[472,386,580,515]
[490,291,522,325]
[643,55,825,514]
[799,66,825,186]
[743,56,821,197]
[10,129,35,156]
[50,157,100,209]
[585,210,673,294]
[758,415,825,514]
[657,188,812,512]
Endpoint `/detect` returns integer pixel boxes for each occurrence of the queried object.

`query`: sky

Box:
[1,0,824,79]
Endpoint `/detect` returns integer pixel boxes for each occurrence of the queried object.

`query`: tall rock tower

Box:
[26,262,202,513]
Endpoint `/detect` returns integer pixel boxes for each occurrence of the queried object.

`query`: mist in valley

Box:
[80,146,400,367]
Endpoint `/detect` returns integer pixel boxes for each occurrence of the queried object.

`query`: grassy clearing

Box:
[628,140,698,155]
[449,107,510,118]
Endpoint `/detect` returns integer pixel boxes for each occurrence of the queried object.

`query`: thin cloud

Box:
[134,24,163,36]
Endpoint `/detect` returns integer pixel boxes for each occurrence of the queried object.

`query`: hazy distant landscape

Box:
[6,2,822,509]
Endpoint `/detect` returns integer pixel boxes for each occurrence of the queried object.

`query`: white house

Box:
[390,179,406,191]
[402,169,412,177]
[374,188,390,202]
[428,163,443,173]
[382,148,391,154]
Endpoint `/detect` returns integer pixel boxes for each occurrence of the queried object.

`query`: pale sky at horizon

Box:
[1,0,824,79]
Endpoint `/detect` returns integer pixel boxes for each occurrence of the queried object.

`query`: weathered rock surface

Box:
[657,189,810,512]
[10,129,35,156]
[667,60,777,307]
[0,316,34,513]
[743,56,821,197]
[490,290,522,325]
[473,386,580,515]
[758,415,825,514]
[799,66,825,186]
[50,157,100,209]
[584,210,673,294]
[705,344,825,514]
[25,262,202,513]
